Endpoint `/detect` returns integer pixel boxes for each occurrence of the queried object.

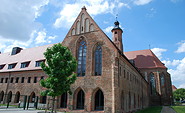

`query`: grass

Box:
[0,104,18,107]
[171,106,185,113]
[135,106,162,113]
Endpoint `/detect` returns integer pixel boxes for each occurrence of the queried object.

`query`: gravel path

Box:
[161,106,176,113]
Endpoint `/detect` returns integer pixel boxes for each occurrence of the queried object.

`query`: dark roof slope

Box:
[124,49,166,69]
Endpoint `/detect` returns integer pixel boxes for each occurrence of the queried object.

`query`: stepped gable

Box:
[0,44,53,72]
[124,49,167,69]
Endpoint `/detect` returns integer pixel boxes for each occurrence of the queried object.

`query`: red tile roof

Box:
[172,85,177,91]
[124,49,166,69]
[0,44,53,72]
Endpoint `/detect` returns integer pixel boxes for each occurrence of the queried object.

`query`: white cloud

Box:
[53,0,129,28]
[35,31,47,44]
[162,59,181,67]
[179,83,185,89]
[134,0,153,5]
[168,57,185,88]
[146,8,156,18]
[0,0,49,41]
[0,29,56,53]
[171,0,183,3]
[35,30,56,44]
[0,34,34,53]
[151,48,167,60]
[104,26,114,33]
[175,40,185,53]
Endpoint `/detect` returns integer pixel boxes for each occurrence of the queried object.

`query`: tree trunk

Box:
[51,96,55,113]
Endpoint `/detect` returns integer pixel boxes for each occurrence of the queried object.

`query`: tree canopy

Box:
[40,43,77,97]
[173,88,185,100]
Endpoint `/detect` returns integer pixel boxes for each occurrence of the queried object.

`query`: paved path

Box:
[0,108,65,113]
[161,106,176,113]
[0,108,46,113]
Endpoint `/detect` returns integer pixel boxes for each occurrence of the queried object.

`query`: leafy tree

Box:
[173,88,185,101]
[40,43,77,113]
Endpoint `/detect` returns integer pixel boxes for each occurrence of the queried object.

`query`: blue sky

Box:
[0,0,185,88]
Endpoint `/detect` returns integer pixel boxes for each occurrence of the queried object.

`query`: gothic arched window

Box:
[160,74,165,86]
[7,91,12,103]
[60,92,67,108]
[0,91,4,102]
[14,91,20,103]
[76,90,85,109]
[150,73,156,95]
[77,40,87,76]
[30,92,35,103]
[95,45,102,76]
[95,89,104,110]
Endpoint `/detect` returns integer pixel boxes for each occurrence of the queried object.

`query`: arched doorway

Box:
[76,90,85,109]
[14,91,20,103]
[7,91,12,103]
[60,92,67,108]
[0,91,4,102]
[30,92,35,103]
[94,89,104,110]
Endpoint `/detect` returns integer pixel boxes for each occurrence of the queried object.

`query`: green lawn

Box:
[171,106,185,113]
[135,106,162,113]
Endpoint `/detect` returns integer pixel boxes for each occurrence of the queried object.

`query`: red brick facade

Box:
[0,7,172,113]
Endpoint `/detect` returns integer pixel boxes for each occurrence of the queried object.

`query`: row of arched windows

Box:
[0,91,46,104]
[60,89,104,110]
[0,89,104,110]
[77,38,102,77]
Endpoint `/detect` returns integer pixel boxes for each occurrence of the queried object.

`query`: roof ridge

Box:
[124,49,150,53]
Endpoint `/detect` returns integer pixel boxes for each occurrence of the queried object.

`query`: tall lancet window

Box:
[150,73,156,95]
[95,45,102,76]
[77,40,87,76]
[160,74,165,86]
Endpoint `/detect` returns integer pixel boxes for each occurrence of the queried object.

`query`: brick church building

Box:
[0,7,172,113]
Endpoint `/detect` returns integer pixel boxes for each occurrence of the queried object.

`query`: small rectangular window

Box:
[8,63,17,69]
[15,77,19,83]
[5,78,8,83]
[35,60,45,67]
[10,78,14,83]
[20,61,30,68]
[34,77,37,83]
[0,78,4,83]
[27,77,31,83]
[21,77,24,83]
[0,64,5,70]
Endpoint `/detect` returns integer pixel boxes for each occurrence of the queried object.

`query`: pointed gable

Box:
[62,6,122,53]
[124,49,167,69]
[65,6,99,37]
